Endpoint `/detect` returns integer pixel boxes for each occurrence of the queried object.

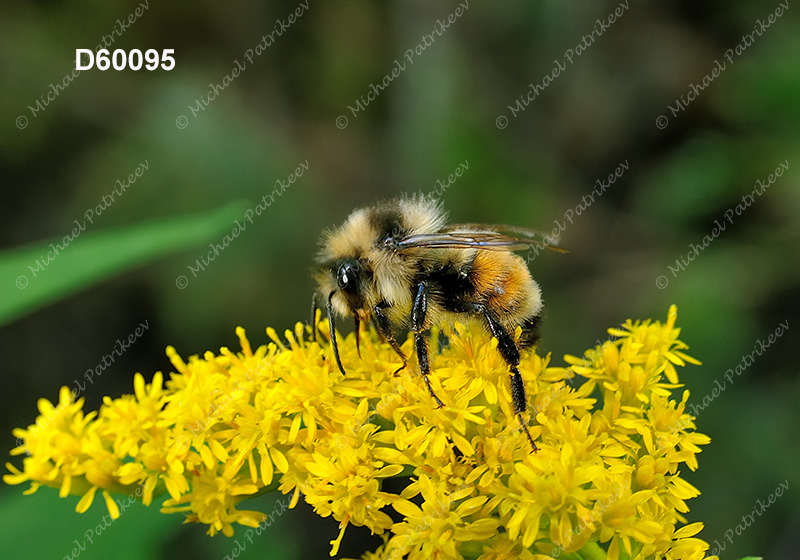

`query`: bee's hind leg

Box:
[477,306,538,452]
[411,283,443,407]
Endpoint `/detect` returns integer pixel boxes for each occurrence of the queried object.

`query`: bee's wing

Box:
[444,223,563,246]
[396,228,568,253]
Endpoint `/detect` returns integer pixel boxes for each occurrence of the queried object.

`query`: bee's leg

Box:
[310,292,319,342]
[479,307,538,452]
[374,302,407,375]
[327,291,347,375]
[412,282,443,408]
[354,316,362,358]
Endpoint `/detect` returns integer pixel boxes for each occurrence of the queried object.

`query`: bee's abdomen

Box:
[470,251,540,318]
[417,249,542,332]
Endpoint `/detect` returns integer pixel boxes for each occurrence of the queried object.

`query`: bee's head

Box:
[333,257,368,310]
[312,255,373,374]
[315,257,372,317]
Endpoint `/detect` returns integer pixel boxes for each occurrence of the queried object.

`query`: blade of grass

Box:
[0,202,247,326]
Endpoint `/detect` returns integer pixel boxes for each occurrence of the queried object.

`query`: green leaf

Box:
[0,202,247,327]
[0,488,176,560]
[0,487,301,560]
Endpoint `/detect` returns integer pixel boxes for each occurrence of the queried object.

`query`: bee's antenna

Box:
[310,292,319,342]
[354,316,362,359]
[327,291,347,375]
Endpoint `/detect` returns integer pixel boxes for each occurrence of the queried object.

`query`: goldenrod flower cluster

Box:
[5,305,716,559]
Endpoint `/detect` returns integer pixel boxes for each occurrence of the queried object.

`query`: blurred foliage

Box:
[1,1,798,559]
[0,203,247,326]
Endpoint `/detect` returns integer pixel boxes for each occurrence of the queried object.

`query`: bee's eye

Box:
[336,260,360,293]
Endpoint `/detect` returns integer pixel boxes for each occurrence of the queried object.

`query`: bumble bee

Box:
[312,197,566,451]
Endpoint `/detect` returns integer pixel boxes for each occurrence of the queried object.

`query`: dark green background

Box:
[1,1,798,558]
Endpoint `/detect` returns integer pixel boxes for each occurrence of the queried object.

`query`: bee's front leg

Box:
[411,282,443,408]
[374,301,407,375]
